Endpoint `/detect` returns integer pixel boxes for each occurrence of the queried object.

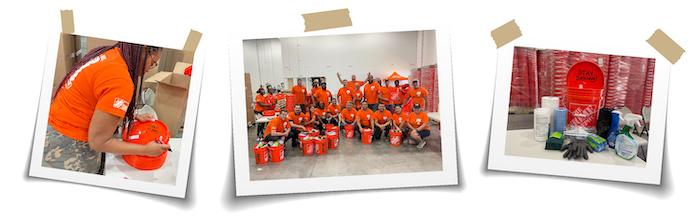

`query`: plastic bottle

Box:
[615,117,640,160]
[607,111,620,148]
[534,108,552,142]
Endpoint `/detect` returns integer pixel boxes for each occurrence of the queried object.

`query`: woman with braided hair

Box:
[43,42,170,174]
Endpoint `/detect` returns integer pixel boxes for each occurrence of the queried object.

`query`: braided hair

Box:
[54,41,162,132]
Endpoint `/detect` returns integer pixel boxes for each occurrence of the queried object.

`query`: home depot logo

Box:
[64,54,108,89]
[113,97,129,112]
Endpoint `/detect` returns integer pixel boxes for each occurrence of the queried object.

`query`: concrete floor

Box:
[247,125,443,181]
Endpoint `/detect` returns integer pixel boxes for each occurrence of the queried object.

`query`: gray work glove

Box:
[561,139,593,160]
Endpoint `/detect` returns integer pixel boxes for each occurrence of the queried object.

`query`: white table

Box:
[427,112,440,125]
[255,116,275,123]
[505,129,645,167]
[104,138,181,185]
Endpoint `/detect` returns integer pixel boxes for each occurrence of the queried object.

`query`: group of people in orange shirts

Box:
[254,73,433,149]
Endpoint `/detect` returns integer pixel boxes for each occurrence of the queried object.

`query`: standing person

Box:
[339,101,358,135]
[291,78,307,107]
[378,80,394,112]
[326,98,341,124]
[337,72,369,90]
[287,105,307,149]
[407,80,429,110]
[391,80,403,109]
[355,102,375,139]
[337,80,353,109]
[407,104,431,148]
[363,75,381,111]
[311,80,321,97]
[313,82,332,107]
[262,110,291,144]
[254,88,273,137]
[264,85,277,110]
[43,42,170,174]
[373,103,393,141]
[352,85,364,110]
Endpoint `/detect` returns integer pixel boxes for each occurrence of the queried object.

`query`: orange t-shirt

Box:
[409,87,429,107]
[346,80,365,90]
[337,87,353,108]
[340,108,357,123]
[48,48,134,142]
[356,109,373,127]
[392,112,409,126]
[311,87,322,96]
[408,112,430,130]
[379,86,392,105]
[352,89,364,108]
[373,110,392,125]
[388,86,400,104]
[363,82,380,104]
[288,112,307,125]
[291,85,307,105]
[327,104,340,116]
[264,116,290,137]
[264,94,276,110]
[313,108,327,120]
[314,89,332,107]
[254,94,266,112]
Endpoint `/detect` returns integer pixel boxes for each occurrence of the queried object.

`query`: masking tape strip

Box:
[491,19,521,48]
[302,9,352,32]
[60,10,74,33]
[182,29,202,52]
[647,29,684,64]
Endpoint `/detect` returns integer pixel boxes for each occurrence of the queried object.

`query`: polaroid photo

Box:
[230,27,458,196]
[28,27,204,198]
[487,27,670,185]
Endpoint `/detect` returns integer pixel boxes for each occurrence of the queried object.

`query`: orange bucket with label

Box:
[344,124,355,138]
[268,143,285,162]
[301,137,315,156]
[327,129,339,149]
[262,110,276,116]
[315,136,328,155]
[309,129,320,137]
[253,144,269,165]
[390,130,402,147]
[361,128,373,144]
[121,120,170,170]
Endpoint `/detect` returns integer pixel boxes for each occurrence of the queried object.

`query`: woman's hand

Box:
[135,113,156,122]
[142,141,170,157]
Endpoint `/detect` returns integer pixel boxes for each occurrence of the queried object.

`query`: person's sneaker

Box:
[417,141,427,149]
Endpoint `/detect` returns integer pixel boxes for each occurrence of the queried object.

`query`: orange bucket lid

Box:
[121,120,170,170]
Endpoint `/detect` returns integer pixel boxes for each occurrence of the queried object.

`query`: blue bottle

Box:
[607,111,620,148]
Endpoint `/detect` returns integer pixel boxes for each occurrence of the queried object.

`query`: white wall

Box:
[243,38,284,90]
[246,30,437,93]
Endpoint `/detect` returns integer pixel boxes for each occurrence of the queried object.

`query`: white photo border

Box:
[230,25,459,196]
[28,29,205,198]
[487,30,670,185]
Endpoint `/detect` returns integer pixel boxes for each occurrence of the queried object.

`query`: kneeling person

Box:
[373,103,392,140]
[263,110,291,145]
[407,104,431,149]
[355,101,374,139]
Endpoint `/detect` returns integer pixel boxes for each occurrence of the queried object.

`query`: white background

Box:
[0,0,697,217]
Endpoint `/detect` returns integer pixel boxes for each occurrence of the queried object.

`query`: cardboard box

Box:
[145,72,191,136]
[245,73,255,123]
[173,62,192,75]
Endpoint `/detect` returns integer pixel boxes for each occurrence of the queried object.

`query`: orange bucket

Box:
[269,144,285,162]
[253,144,269,165]
[344,124,355,138]
[324,124,336,132]
[309,129,320,137]
[361,128,373,144]
[262,110,276,116]
[121,120,170,170]
[315,136,328,155]
[390,130,402,147]
[327,129,339,149]
[301,137,315,156]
